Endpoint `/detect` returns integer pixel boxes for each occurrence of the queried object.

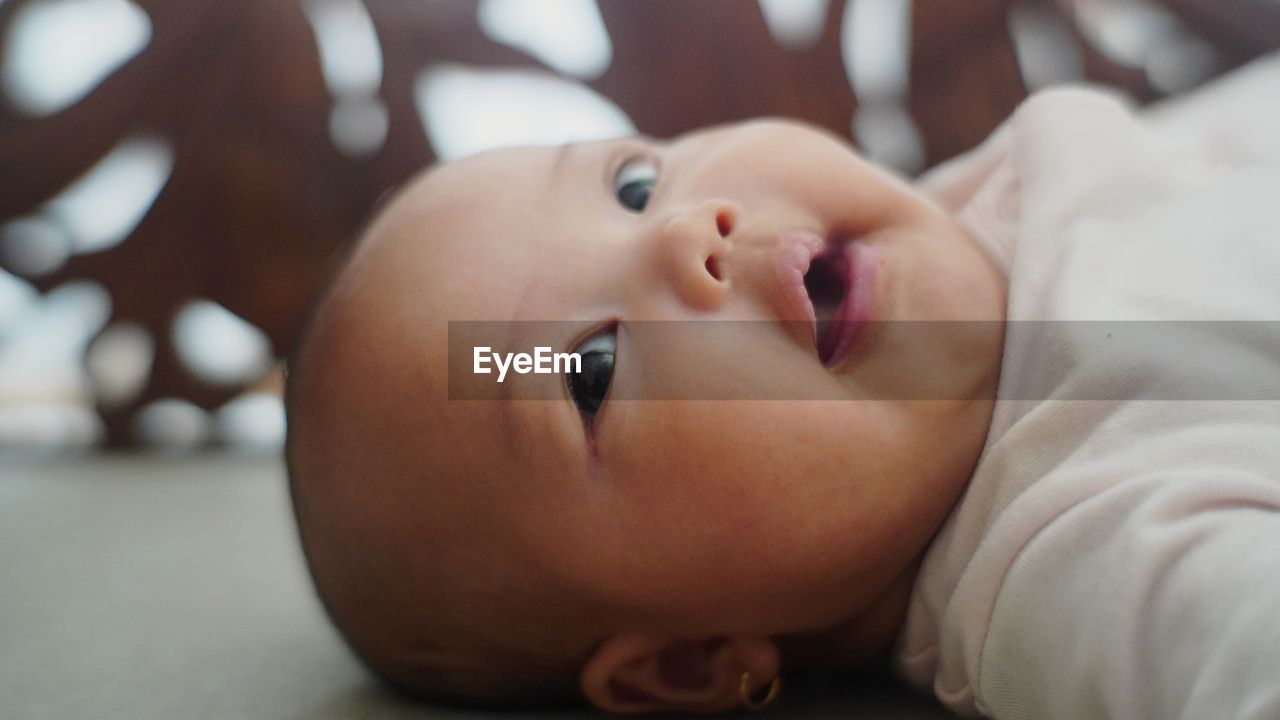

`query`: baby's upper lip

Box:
[772,230,825,350]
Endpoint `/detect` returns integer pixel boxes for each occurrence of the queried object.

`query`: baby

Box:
[286,67,1280,718]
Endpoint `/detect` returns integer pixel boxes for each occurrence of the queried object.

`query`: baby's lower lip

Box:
[818,242,879,368]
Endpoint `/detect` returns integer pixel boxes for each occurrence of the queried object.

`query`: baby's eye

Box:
[613,158,658,213]
[566,329,616,416]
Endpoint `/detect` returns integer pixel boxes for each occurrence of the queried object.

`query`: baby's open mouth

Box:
[803,241,879,368]
[804,249,848,365]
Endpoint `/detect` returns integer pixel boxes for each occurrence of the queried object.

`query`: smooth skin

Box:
[299,119,1007,713]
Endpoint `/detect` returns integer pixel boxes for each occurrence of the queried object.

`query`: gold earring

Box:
[738,671,781,711]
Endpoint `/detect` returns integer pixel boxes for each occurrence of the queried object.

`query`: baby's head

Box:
[286,119,1006,713]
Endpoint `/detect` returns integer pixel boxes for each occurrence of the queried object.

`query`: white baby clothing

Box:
[894,54,1280,719]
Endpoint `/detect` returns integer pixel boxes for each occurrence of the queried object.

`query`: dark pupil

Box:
[568,349,614,414]
[618,180,652,212]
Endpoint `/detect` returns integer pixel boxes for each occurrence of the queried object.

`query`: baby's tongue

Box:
[813,294,838,325]
[804,254,846,341]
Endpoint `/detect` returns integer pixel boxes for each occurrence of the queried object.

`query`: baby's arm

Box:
[976,472,1280,719]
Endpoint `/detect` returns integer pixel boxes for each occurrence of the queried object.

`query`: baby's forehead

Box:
[360,146,559,259]
[339,146,575,333]
[404,146,557,210]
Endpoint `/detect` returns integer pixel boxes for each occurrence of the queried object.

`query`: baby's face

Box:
[339,120,1006,649]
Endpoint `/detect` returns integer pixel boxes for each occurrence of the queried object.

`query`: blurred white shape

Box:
[133,398,210,450]
[45,136,173,254]
[843,0,919,172]
[215,392,286,452]
[0,403,102,449]
[329,95,389,157]
[1008,1,1084,90]
[0,269,38,336]
[172,300,273,387]
[1146,33,1218,94]
[1072,0,1175,68]
[301,0,389,156]
[0,216,72,276]
[853,101,923,174]
[301,0,382,97]
[2,0,152,116]
[0,138,168,277]
[478,0,612,79]
[758,0,829,49]
[86,321,153,408]
[843,0,912,102]
[0,280,110,405]
[417,64,634,161]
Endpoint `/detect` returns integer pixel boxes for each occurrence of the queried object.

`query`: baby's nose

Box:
[653,199,737,311]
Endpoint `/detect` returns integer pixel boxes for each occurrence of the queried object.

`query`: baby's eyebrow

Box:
[550,142,577,181]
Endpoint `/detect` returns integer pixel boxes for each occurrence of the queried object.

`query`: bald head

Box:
[284,162,602,706]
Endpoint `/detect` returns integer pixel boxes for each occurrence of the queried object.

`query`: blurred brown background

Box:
[1,0,1277,451]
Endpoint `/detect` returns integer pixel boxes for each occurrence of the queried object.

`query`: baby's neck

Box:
[778,560,918,672]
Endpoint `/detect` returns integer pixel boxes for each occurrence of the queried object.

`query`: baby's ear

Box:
[579,633,779,714]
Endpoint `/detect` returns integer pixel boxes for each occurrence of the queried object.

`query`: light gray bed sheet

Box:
[0,455,952,720]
